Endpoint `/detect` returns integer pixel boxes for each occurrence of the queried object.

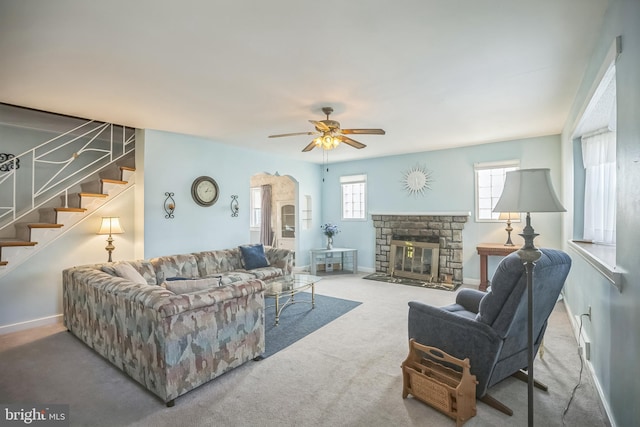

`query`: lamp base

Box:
[515,211,540,427]
[105,235,115,263]
[517,213,541,263]
[504,221,515,246]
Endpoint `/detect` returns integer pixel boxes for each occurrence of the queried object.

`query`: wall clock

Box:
[191,176,219,206]
[402,164,433,196]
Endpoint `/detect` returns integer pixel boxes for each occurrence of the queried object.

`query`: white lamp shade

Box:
[498,212,520,221]
[97,217,124,235]
[493,169,566,213]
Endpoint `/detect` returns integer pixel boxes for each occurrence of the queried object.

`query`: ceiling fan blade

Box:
[302,140,317,152]
[269,131,319,138]
[341,128,386,135]
[337,135,366,149]
[309,120,330,132]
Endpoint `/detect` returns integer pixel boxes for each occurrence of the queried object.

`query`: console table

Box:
[309,248,358,275]
[476,243,518,291]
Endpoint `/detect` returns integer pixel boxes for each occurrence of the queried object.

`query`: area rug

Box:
[363,272,460,291]
[263,293,361,358]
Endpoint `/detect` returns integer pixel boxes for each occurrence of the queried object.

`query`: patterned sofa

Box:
[62,246,293,406]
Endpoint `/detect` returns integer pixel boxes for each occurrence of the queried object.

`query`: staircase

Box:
[0,161,135,277]
[0,111,137,277]
[0,163,135,277]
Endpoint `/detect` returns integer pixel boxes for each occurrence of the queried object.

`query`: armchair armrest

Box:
[455,288,485,314]
[264,246,294,275]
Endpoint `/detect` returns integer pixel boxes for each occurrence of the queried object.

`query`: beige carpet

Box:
[0,275,610,427]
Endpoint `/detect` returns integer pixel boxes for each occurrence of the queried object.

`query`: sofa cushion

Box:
[239,244,270,270]
[219,271,258,286]
[101,260,157,286]
[150,254,200,284]
[245,266,283,282]
[112,262,147,285]
[195,249,244,276]
[161,277,222,294]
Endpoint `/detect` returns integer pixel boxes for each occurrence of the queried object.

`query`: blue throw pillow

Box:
[239,244,270,270]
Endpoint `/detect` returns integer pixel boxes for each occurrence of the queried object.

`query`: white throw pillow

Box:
[113,263,147,285]
[161,277,222,294]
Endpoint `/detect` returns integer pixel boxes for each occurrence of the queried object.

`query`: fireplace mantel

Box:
[370,211,471,217]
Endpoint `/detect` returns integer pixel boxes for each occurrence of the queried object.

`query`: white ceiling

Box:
[0,0,610,164]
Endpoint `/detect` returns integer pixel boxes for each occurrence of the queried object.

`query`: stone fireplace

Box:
[372,213,469,288]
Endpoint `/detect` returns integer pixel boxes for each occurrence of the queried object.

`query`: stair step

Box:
[0,240,38,247]
[55,207,87,213]
[15,223,64,242]
[119,166,136,182]
[0,240,38,263]
[78,192,108,199]
[101,178,128,185]
[27,223,64,229]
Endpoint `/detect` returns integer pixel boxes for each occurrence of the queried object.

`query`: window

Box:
[341,174,367,220]
[581,131,616,244]
[474,161,519,221]
[250,187,261,228]
[573,53,618,245]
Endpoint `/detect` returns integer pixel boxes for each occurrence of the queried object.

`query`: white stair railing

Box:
[0,120,135,232]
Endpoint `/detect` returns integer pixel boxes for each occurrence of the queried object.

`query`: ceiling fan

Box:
[268,107,385,152]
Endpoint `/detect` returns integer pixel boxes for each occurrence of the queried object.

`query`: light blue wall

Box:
[320,135,563,280]
[561,0,640,425]
[0,187,136,330]
[140,129,322,264]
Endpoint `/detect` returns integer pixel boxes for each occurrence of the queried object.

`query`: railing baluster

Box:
[0,114,135,232]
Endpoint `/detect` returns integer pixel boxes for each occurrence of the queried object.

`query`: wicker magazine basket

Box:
[402,339,478,426]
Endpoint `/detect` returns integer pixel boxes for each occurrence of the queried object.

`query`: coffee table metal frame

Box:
[264,274,322,326]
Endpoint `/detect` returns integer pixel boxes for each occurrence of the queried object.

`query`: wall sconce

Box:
[498,212,520,246]
[0,153,20,172]
[97,217,125,262]
[164,192,175,219]
[230,195,239,217]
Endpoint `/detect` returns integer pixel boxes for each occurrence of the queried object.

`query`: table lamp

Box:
[498,212,520,246]
[97,217,124,262]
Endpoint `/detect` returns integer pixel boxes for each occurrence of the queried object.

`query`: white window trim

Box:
[249,186,261,229]
[474,160,520,222]
[567,36,622,292]
[340,174,367,221]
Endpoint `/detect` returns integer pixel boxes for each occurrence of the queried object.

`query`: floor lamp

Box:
[493,168,565,427]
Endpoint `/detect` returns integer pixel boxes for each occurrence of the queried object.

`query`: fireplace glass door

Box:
[389,240,439,282]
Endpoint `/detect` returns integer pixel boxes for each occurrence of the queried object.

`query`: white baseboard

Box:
[295,265,375,274]
[0,314,63,336]
[464,277,480,286]
[563,296,616,427]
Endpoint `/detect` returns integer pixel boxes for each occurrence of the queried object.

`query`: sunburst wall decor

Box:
[402,164,433,196]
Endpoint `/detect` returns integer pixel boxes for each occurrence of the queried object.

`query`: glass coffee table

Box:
[264,274,322,326]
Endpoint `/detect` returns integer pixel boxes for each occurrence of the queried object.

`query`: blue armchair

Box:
[408,248,571,414]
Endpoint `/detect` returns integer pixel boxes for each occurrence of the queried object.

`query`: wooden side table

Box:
[476,243,519,291]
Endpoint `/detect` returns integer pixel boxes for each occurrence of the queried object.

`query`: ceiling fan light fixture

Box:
[318,135,339,150]
[269,106,384,152]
